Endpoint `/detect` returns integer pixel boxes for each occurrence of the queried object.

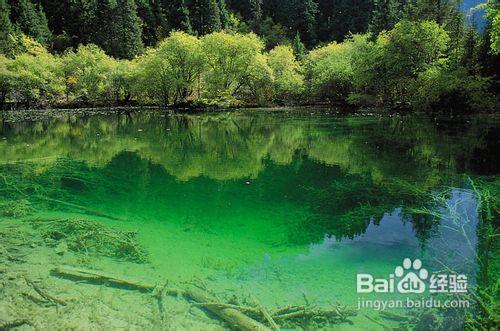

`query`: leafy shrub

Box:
[61,45,114,102]
[412,66,495,112]
[201,32,264,103]
[351,20,450,108]
[267,45,304,103]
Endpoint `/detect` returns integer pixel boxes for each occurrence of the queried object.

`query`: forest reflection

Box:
[0,110,497,246]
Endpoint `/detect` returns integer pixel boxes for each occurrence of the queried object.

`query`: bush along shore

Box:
[0,6,499,113]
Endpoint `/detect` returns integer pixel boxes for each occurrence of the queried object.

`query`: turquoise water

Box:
[0,108,498,329]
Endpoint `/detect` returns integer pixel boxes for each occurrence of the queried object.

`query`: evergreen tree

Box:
[0,0,14,55]
[404,0,459,25]
[291,31,306,60]
[369,0,404,35]
[114,0,144,59]
[40,0,96,47]
[217,0,230,29]
[137,0,169,46]
[166,0,192,33]
[314,0,373,42]
[178,2,194,33]
[14,0,52,45]
[316,0,334,42]
[460,27,478,70]
[93,0,115,53]
[190,0,221,35]
[293,0,318,47]
[93,0,144,59]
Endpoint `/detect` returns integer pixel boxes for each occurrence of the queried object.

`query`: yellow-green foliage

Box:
[138,31,205,106]
[7,40,63,106]
[61,45,114,102]
[200,32,264,104]
[307,36,366,102]
[267,45,304,102]
[0,25,496,111]
[0,55,14,105]
[352,20,450,107]
[486,0,500,54]
[107,59,138,102]
[239,53,275,105]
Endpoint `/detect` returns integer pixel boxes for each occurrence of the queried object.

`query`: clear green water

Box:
[0,108,498,328]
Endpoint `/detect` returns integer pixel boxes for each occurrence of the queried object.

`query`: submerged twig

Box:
[364,313,390,330]
[23,276,67,306]
[0,319,31,330]
[51,265,355,330]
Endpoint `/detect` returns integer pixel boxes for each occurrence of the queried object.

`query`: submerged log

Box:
[24,276,67,306]
[184,286,270,331]
[0,319,31,331]
[52,266,270,330]
[52,265,161,292]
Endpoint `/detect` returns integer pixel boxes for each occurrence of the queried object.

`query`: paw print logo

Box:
[395,258,428,294]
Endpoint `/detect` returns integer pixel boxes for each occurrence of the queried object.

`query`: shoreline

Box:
[1,105,499,125]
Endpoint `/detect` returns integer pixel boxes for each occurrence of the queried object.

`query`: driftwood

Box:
[185,287,270,331]
[52,266,269,331]
[0,319,31,331]
[51,265,355,330]
[363,313,390,330]
[23,276,67,306]
[52,266,162,293]
[254,303,279,331]
[379,310,409,321]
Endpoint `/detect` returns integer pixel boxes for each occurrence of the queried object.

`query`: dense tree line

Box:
[0,0,493,53]
[0,0,498,111]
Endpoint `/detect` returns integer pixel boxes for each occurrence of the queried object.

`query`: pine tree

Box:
[40,0,96,47]
[217,0,230,29]
[177,2,193,33]
[291,31,306,60]
[137,0,168,46]
[114,0,144,59]
[15,0,52,45]
[293,0,318,47]
[0,0,14,55]
[461,28,478,71]
[93,0,144,59]
[190,0,221,35]
[404,0,458,25]
[93,0,115,53]
[166,0,192,33]
[369,0,403,36]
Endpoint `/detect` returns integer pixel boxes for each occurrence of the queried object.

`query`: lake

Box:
[0,108,498,329]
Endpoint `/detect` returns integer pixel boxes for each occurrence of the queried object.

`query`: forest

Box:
[0,0,499,111]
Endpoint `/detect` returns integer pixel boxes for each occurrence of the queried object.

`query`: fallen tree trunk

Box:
[52,266,270,330]
[52,265,162,293]
[185,286,270,331]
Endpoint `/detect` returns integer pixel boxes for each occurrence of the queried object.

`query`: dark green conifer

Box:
[167,0,193,33]
[190,0,222,35]
[93,0,144,59]
[292,31,306,60]
[114,0,144,59]
[217,0,230,29]
[369,0,403,35]
[294,0,318,47]
[0,0,14,54]
[15,0,52,45]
